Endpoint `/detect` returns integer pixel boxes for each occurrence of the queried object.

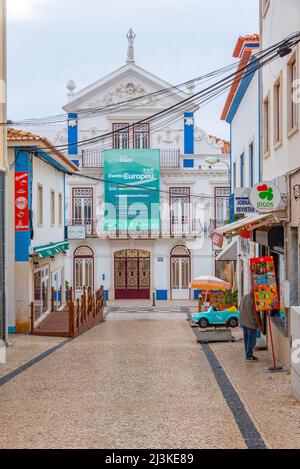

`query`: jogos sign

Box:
[250,182,281,213]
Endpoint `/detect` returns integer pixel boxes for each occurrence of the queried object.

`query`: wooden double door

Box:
[114,250,150,300]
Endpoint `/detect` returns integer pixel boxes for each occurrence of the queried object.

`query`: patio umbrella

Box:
[190,276,231,305]
[191,275,231,291]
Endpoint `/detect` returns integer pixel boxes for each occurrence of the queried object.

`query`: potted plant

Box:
[221,289,238,310]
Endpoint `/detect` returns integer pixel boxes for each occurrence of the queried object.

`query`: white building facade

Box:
[7,129,78,333]
[221,34,261,301]
[260,0,300,390]
[57,32,230,301]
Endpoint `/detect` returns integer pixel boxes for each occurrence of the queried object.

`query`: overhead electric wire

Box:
[24,32,300,153]
[8,33,300,204]
[9,31,300,128]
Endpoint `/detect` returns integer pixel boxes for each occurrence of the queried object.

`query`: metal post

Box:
[152,292,156,307]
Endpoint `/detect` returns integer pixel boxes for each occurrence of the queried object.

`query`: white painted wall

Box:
[231,72,260,189]
[261,0,300,180]
[32,157,66,248]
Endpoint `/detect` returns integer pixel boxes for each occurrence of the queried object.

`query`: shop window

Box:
[52,269,64,309]
[33,265,50,323]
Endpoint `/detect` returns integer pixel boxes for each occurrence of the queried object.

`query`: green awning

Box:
[33,241,69,260]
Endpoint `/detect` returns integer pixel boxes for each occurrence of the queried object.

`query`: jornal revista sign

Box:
[250,182,281,213]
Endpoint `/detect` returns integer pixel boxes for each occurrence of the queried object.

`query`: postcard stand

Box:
[250,256,288,374]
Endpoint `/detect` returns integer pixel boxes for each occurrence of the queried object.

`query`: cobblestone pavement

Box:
[0,305,299,449]
[0,307,246,449]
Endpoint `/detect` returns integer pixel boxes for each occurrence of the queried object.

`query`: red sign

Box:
[15,172,29,232]
[212,232,224,249]
[250,256,279,312]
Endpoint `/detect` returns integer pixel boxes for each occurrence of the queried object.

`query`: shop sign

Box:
[250,182,281,213]
[250,256,279,312]
[234,188,255,215]
[15,172,29,232]
[67,225,86,240]
[212,232,224,249]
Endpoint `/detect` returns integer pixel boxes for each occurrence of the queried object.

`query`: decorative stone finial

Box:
[66,80,76,94]
[126,28,136,64]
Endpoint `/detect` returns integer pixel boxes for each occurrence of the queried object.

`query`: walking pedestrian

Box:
[239,291,261,362]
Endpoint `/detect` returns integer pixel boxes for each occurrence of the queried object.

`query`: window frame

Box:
[262,0,270,18]
[50,189,55,227]
[37,183,43,228]
[58,192,63,227]
[240,153,245,188]
[133,123,150,149]
[263,93,271,157]
[273,74,283,148]
[287,52,299,137]
[249,141,254,188]
[112,123,130,149]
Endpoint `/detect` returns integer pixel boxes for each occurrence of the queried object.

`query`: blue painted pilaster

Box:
[68,113,79,165]
[184,112,195,155]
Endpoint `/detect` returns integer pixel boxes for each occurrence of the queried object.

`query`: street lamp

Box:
[205,157,231,185]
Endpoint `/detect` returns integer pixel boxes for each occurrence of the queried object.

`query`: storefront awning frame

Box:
[214,213,282,239]
[32,241,69,260]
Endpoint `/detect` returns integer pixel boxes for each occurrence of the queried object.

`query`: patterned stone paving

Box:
[0,304,299,449]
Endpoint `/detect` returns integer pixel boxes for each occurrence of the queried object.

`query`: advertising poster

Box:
[15,172,29,232]
[104,149,160,231]
[250,256,279,312]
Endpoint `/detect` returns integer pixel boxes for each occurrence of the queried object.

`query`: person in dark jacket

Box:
[239,291,261,362]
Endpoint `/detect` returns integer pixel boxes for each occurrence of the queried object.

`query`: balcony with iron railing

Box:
[81,148,181,168]
[66,217,203,240]
[208,218,228,236]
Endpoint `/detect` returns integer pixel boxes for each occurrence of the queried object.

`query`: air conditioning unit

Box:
[291,306,300,402]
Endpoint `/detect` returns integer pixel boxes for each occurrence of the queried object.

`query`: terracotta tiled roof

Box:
[8,128,78,172]
[7,128,43,141]
[208,135,230,155]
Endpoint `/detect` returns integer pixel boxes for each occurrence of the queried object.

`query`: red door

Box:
[115,250,150,300]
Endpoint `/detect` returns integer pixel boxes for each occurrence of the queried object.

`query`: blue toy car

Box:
[192,306,239,329]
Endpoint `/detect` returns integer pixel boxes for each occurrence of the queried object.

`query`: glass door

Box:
[171,246,191,300]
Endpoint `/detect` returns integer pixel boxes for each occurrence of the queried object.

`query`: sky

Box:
[7,0,259,139]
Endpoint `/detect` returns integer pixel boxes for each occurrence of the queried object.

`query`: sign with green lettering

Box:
[104,149,160,231]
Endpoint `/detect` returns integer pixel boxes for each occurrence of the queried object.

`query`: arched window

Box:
[74,246,94,292]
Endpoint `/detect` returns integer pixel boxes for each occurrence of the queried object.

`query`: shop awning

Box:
[214,213,281,238]
[33,241,69,260]
[216,240,237,262]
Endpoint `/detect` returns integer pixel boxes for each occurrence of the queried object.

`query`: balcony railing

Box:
[81,148,181,168]
[67,218,203,239]
[208,219,227,236]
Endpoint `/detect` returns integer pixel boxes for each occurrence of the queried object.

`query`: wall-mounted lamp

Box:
[50,256,55,261]
[33,260,39,268]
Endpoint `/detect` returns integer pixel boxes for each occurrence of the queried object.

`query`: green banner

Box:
[104,149,160,231]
